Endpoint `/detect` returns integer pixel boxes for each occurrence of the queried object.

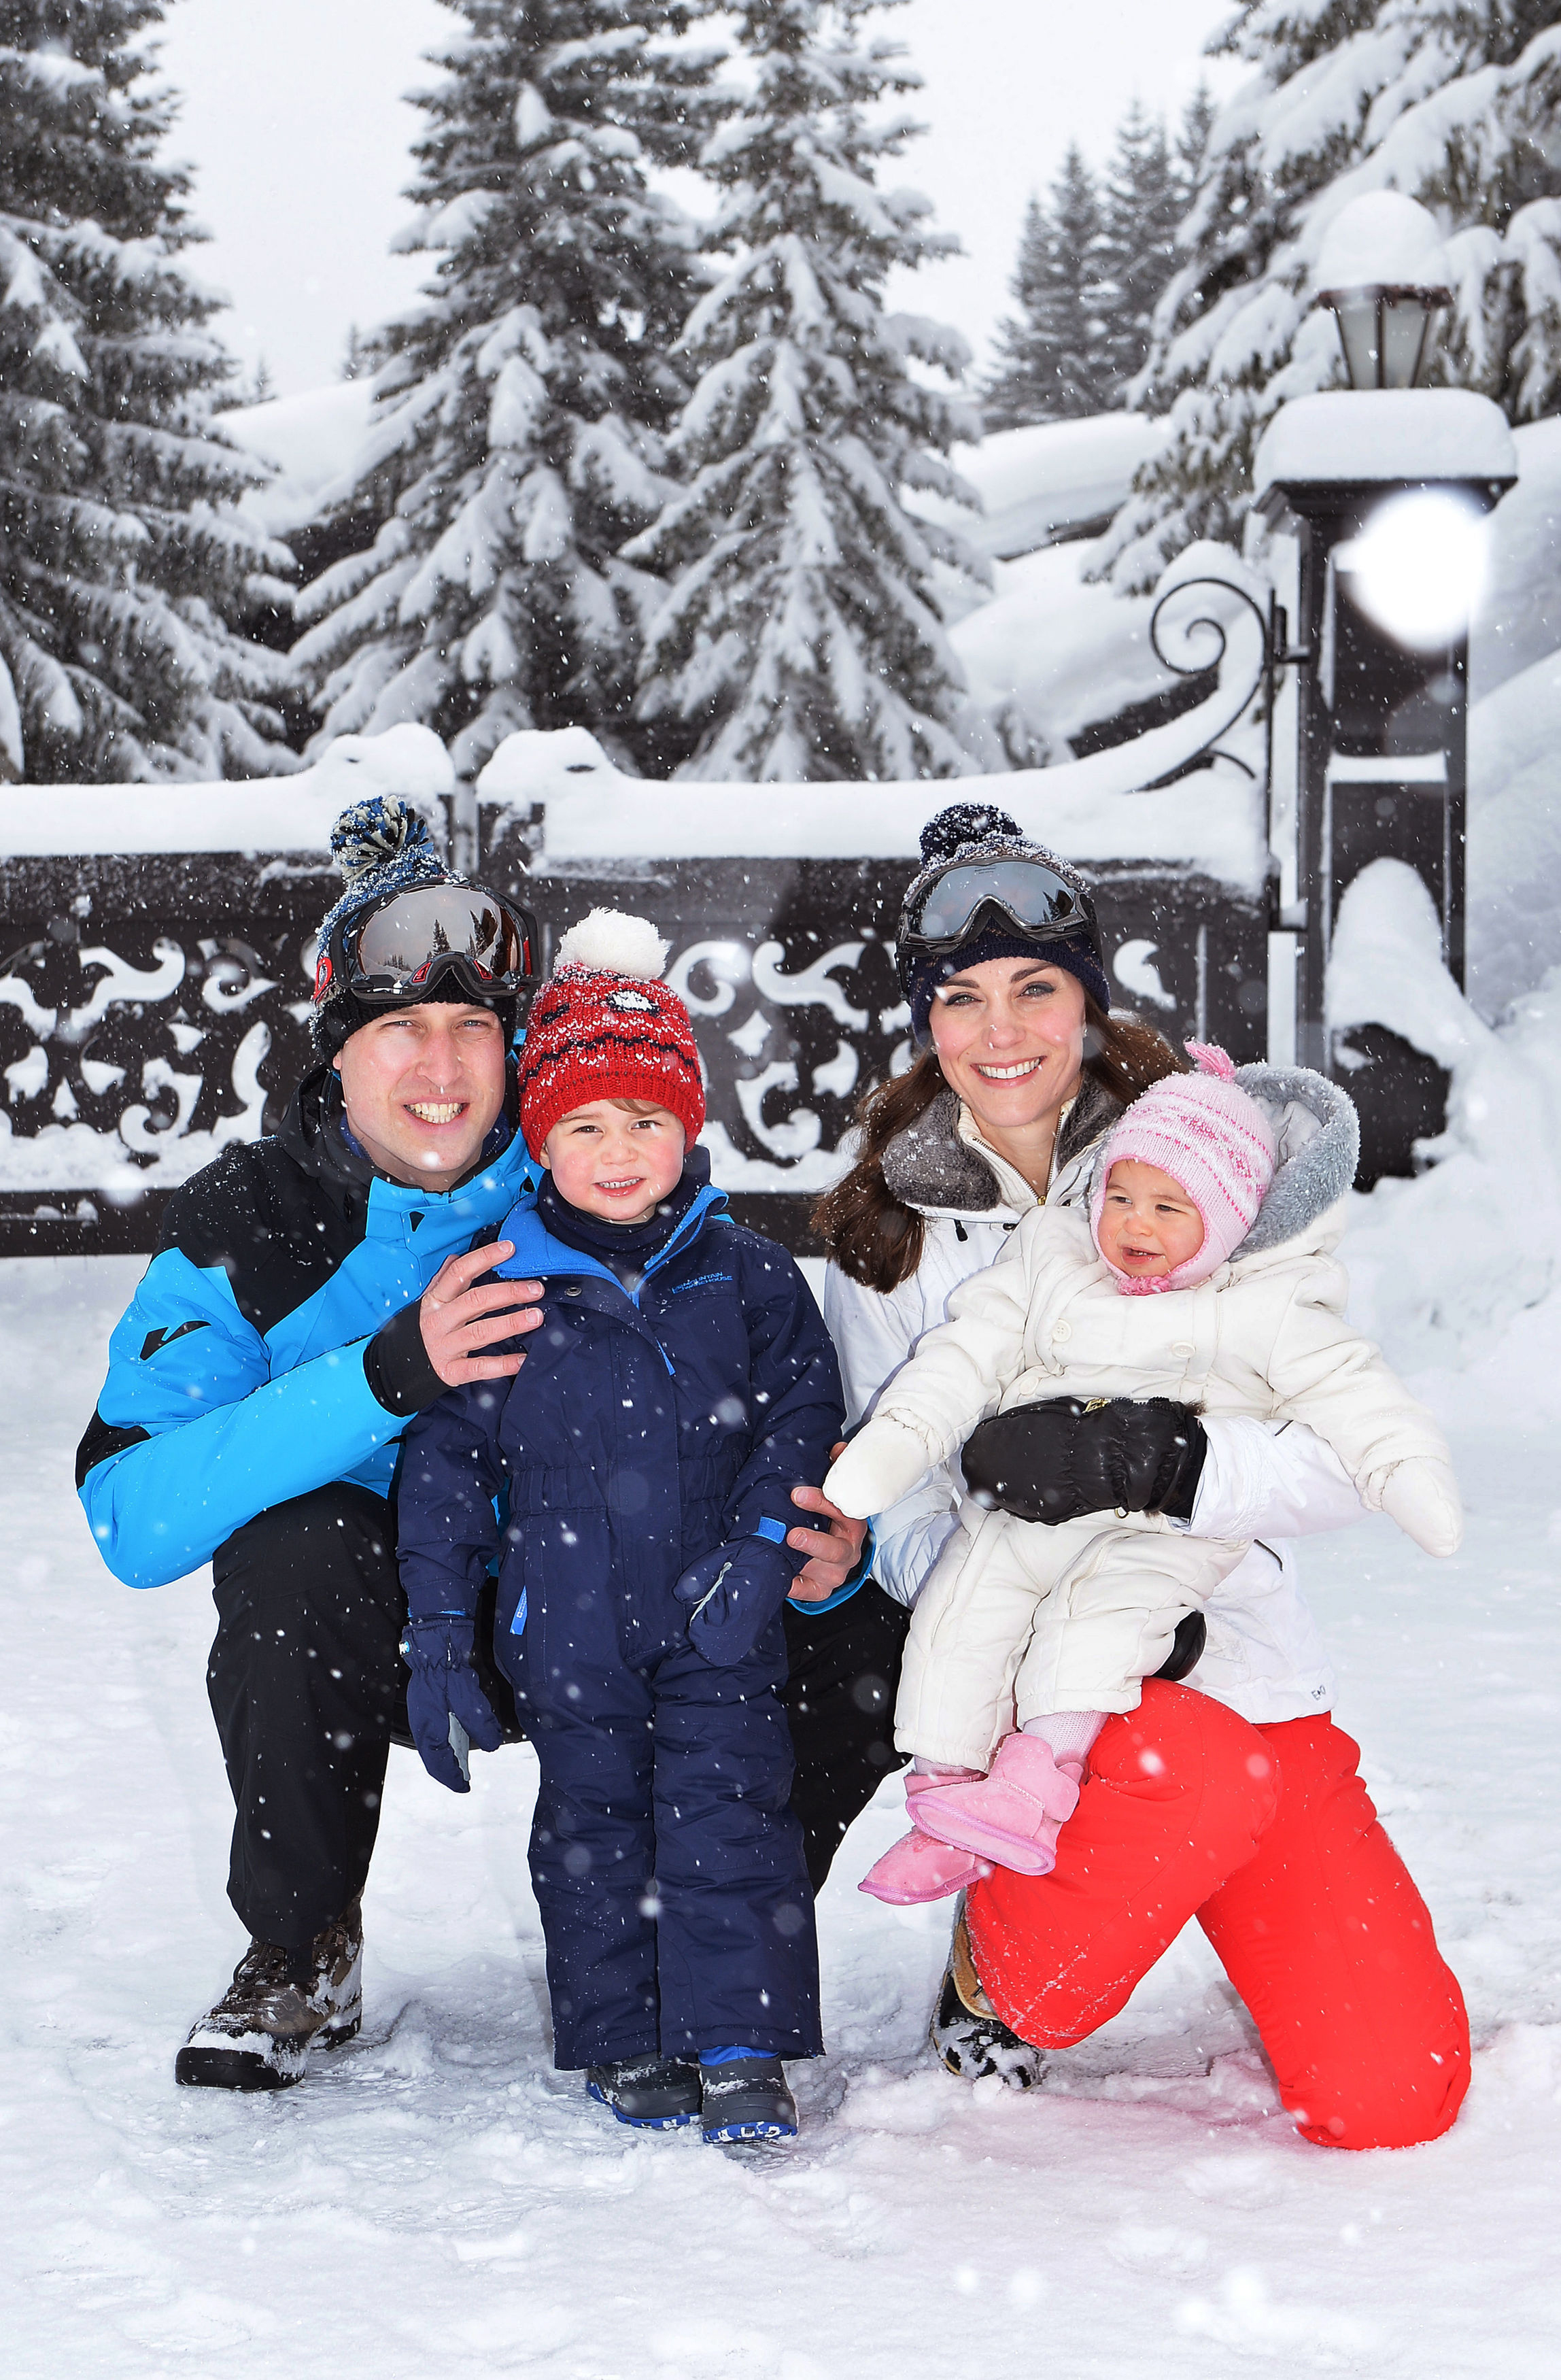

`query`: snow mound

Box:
[1313,190,1452,294]
[1467,645,1561,1017]
[1328,857,1561,1374]
[910,415,1169,562]
[220,381,376,537]
[950,542,1173,746]
[1471,414,1561,704]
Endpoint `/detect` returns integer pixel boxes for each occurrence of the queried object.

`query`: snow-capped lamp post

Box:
[1254,190,1516,1181]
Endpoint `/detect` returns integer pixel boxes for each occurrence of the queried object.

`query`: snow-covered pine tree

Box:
[0,1,294,781]
[291,1,721,776]
[981,148,1114,428]
[1101,1,1561,592]
[1097,103,1188,401]
[627,0,984,783]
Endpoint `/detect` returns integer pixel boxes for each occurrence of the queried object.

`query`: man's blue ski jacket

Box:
[76,1064,534,1590]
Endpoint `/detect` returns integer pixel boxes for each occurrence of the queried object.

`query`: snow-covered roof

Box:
[219,381,376,537]
[476,711,1267,895]
[911,415,1169,561]
[1254,389,1517,494]
[0,722,452,854]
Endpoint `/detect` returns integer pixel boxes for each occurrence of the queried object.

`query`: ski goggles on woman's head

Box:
[895,849,1101,988]
[316,881,540,1007]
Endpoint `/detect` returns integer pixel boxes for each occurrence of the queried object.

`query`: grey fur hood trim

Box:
[1229,1063,1360,1256]
[1084,1060,1360,1258]
[881,1073,1122,1219]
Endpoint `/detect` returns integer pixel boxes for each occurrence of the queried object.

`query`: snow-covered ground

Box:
[5,1240,1561,2380]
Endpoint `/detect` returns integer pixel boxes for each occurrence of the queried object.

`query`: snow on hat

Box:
[1091,1042,1278,1295]
[516,908,705,1160]
[309,794,518,1058]
[902,804,1110,1040]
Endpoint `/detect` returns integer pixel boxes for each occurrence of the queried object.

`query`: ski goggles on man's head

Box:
[315,881,540,1008]
[895,847,1101,991]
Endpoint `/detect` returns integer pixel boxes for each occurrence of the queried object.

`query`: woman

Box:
[810,801,1470,2153]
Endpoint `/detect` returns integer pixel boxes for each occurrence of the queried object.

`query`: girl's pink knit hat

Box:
[1091,1044,1277,1295]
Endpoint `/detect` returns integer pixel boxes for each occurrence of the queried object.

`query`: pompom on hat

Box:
[516,908,706,1160]
[901,804,1110,1039]
[1091,1042,1278,1295]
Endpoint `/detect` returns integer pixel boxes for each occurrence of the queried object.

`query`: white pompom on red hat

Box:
[1092,1042,1278,1294]
[516,908,704,1159]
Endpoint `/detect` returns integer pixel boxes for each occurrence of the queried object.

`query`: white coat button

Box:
[1171,1340,1194,1357]
[1052,1321,1072,1342]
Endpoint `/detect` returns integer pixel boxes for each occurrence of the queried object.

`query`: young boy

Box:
[396,910,844,2143]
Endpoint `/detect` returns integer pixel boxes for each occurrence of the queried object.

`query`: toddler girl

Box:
[823,1047,1461,1903]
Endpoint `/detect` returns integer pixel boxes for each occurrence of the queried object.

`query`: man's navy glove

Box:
[674,1531,797,1667]
[961,1396,1208,1527]
[400,1614,505,1793]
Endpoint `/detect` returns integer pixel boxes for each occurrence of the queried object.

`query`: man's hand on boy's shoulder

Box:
[786,1443,868,1601]
[419,1242,546,1389]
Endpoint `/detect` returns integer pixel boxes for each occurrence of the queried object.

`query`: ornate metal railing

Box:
[0,571,1277,1255]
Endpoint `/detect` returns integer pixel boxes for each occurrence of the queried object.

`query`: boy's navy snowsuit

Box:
[397,1151,844,2069]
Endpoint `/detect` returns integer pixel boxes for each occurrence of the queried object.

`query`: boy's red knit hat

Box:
[516,908,705,1159]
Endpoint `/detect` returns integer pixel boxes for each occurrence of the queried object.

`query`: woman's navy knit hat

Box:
[901,803,1111,1041]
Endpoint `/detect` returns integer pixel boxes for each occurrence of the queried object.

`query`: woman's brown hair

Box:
[812,998,1190,1294]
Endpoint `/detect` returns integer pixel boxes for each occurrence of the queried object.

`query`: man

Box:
[78,792,870,2090]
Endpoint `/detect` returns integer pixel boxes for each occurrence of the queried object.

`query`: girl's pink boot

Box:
[858,1769,991,1905]
[913,1734,1082,1877]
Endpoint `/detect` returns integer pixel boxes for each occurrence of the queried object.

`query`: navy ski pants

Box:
[504,1612,821,2071]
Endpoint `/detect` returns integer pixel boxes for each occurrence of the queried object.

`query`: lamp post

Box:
[1254,192,1516,1179]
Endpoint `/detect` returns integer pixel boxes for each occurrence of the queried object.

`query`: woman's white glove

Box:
[823,1418,936,1522]
[1376,1457,1463,1557]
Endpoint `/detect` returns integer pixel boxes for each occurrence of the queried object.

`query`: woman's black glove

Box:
[960,1397,1209,1526]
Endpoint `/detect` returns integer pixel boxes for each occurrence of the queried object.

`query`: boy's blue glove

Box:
[400,1614,504,1793]
[674,1531,797,1667]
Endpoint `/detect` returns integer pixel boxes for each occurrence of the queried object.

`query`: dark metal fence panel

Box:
[0,833,1265,1257]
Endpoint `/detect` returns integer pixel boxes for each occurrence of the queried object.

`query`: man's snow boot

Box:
[586,2054,702,2130]
[175,1900,364,2090]
[929,1903,1045,2090]
[699,2056,797,2143]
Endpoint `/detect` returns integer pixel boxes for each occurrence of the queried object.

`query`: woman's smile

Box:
[972,1055,1044,1081]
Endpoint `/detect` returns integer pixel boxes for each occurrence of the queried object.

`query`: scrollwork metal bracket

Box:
[1140,574,1311,792]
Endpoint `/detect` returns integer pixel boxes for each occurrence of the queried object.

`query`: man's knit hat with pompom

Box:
[310,793,519,1059]
[517,909,705,1160]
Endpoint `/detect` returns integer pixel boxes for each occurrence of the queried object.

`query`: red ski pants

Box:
[963,1682,1469,2151]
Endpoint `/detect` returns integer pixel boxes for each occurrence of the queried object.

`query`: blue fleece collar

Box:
[494,1180,728,1295]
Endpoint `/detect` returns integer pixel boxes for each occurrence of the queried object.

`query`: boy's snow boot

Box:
[175,1899,364,2090]
[586,2054,702,2130]
[914,1733,1080,1875]
[700,2056,797,2144]
[929,1903,1045,2090]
